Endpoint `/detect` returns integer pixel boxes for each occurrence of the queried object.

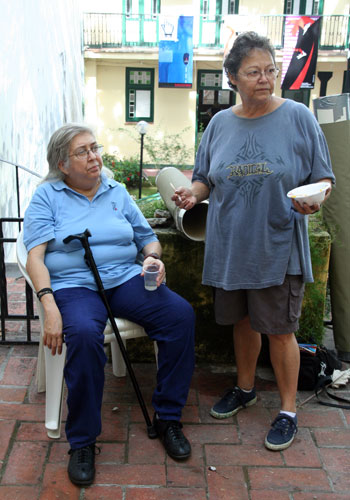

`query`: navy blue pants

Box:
[54,274,195,450]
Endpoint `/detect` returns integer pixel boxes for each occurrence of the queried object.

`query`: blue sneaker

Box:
[265,413,298,451]
[210,386,257,419]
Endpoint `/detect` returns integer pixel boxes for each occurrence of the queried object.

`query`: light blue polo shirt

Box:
[23,174,158,291]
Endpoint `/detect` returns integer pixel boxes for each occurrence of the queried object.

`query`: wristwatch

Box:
[143,252,160,261]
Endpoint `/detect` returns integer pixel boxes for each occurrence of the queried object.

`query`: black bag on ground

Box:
[298,345,342,391]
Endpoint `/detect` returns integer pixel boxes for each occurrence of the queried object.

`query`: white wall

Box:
[0,0,83,260]
[80,0,123,13]
[324,0,350,15]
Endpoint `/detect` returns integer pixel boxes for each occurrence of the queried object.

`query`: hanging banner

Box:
[158,15,193,88]
[281,16,321,90]
[343,48,350,93]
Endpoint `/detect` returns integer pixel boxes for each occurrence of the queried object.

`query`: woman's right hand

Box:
[43,305,63,356]
[171,186,197,210]
[27,243,64,356]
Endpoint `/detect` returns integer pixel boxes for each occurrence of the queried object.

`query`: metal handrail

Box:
[0,218,38,345]
[0,158,42,231]
[0,158,42,178]
[0,159,42,345]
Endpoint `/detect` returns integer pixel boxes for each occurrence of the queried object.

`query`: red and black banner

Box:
[281,16,321,90]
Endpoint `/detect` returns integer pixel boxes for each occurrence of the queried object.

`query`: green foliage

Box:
[143,127,193,169]
[102,153,140,188]
[196,122,205,153]
[102,152,117,170]
[296,212,332,345]
[115,126,194,169]
[137,198,167,218]
[297,283,326,345]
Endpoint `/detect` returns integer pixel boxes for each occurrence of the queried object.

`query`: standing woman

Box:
[173,32,334,451]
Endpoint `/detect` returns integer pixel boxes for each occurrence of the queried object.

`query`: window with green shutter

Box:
[126,68,154,122]
[196,69,235,147]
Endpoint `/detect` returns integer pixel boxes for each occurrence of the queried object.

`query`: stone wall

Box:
[156,228,236,364]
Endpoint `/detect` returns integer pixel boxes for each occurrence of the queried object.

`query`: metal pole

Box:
[0,220,8,341]
[138,133,144,199]
[15,165,21,231]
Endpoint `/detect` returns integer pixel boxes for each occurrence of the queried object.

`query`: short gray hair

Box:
[43,123,95,182]
[224,31,275,92]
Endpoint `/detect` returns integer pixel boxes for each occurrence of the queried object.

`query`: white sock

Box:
[280,410,296,418]
[240,387,254,393]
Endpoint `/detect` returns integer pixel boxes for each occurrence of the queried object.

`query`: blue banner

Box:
[158,16,193,88]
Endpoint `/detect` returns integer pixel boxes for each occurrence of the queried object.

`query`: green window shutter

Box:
[126,67,154,122]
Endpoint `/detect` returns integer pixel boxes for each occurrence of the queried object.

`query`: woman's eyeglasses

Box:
[69,144,104,160]
[238,67,280,81]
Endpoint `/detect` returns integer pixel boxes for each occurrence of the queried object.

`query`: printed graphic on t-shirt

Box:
[222,134,285,207]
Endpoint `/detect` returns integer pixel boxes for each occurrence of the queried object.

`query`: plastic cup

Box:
[143,263,159,291]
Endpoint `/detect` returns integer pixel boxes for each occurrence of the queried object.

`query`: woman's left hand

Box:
[141,257,166,287]
[292,199,321,215]
[292,180,332,215]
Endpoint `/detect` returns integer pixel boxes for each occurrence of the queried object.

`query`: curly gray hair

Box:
[224,31,275,92]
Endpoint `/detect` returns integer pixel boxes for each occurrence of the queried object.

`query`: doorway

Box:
[197,70,235,146]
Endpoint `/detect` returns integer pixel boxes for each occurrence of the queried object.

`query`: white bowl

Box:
[287,182,330,206]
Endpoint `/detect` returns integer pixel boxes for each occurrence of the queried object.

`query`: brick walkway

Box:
[1,275,350,499]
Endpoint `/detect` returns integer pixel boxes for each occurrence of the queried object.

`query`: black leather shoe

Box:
[68,444,97,486]
[153,414,191,460]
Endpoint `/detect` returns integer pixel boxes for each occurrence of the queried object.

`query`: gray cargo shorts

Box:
[214,275,305,335]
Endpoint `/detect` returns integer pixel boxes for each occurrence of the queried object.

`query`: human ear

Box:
[58,160,69,174]
[228,73,238,87]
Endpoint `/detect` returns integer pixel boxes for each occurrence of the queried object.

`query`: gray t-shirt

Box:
[193,99,334,290]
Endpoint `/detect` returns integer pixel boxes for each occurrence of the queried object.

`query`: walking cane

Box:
[63,229,157,439]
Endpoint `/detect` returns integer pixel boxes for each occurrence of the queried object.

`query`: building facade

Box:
[0,0,83,260]
[83,0,350,164]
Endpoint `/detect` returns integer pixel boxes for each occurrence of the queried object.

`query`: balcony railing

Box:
[83,13,350,51]
[83,12,159,47]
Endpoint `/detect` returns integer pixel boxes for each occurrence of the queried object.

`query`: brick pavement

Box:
[1,275,350,499]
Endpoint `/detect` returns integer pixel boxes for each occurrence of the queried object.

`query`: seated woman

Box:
[23,123,195,486]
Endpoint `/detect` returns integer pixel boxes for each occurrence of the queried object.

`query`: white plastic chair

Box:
[16,231,157,439]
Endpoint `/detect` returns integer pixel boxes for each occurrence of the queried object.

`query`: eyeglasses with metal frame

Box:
[69,144,104,160]
[238,67,280,81]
